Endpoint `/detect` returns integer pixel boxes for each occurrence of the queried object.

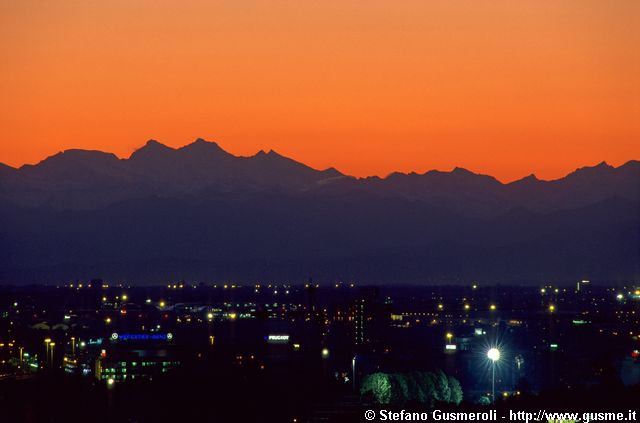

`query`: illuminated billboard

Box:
[110,333,174,342]
[266,334,290,344]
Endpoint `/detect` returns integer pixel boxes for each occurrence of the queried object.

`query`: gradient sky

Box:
[1,0,638,181]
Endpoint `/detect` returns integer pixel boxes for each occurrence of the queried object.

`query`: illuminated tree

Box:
[389,372,410,404]
[448,375,463,405]
[405,372,428,404]
[360,370,463,406]
[430,370,451,403]
[478,396,491,406]
[360,372,393,404]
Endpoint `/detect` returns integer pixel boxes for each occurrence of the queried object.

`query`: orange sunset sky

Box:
[1,0,638,182]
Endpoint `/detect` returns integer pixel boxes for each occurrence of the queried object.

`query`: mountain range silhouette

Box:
[0,139,638,284]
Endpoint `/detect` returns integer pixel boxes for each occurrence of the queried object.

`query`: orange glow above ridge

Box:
[0,0,638,182]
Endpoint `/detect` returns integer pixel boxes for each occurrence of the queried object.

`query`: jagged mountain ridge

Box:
[0,139,638,284]
[0,139,345,210]
[0,138,637,216]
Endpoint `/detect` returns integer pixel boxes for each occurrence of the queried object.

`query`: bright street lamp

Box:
[487,348,500,362]
[487,348,500,403]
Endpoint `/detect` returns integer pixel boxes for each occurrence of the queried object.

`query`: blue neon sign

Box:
[111,332,173,341]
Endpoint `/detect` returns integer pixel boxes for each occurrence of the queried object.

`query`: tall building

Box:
[354,287,383,350]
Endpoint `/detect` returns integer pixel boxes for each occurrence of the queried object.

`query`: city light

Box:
[487,348,500,362]
[487,347,500,404]
[4,278,639,417]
